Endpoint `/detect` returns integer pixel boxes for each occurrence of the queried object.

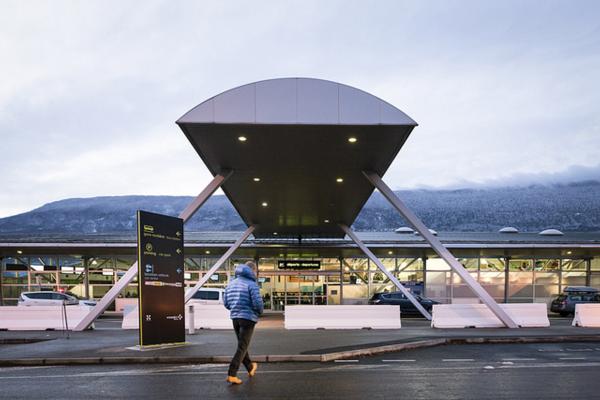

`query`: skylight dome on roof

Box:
[499,227,519,233]
[395,227,414,234]
[539,229,564,236]
[414,229,437,236]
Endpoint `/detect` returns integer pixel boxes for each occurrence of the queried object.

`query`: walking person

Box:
[224,261,264,384]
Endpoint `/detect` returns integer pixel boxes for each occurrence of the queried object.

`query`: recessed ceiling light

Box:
[388,251,393,255]
[567,251,572,255]
[238,136,247,142]
[261,202,268,207]
[205,250,211,254]
[336,178,344,183]
[324,219,330,223]
[253,177,260,182]
[16,250,23,254]
[348,137,357,143]
[273,232,278,236]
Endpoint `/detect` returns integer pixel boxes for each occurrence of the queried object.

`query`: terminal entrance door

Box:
[258,271,335,311]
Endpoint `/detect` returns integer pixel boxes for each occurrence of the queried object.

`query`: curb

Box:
[1,335,599,367]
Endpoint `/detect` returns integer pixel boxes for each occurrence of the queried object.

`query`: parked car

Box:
[17,291,96,307]
[188,288,225,305]
[368,291,439,315]
[550,286,600,317]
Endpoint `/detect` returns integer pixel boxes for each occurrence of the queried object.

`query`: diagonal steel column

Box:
[363,171,519,328]
[340,224,432,320]
[74,171,233,331]
[184,225,255,303]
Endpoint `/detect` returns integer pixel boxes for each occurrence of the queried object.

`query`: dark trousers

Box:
[228,318,256,376]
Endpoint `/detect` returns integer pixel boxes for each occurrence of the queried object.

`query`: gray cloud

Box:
[0,0,599,217]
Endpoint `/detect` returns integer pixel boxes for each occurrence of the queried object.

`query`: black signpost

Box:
[137,210,185,347]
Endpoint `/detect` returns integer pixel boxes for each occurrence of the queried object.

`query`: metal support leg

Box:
[73,171,233,331]
[363,171,518,328]
[340,224,432,320]
[184,225,255,303]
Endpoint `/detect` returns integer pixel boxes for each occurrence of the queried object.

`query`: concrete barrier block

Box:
[0,306,91,331]
[191,304,232,329]
[121,304,232,330]
[431,303,549,328]
[284,305,401,329]
[572,304,600,327]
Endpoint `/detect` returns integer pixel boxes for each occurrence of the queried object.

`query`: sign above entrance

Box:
[137,210,185,347]
[278,260,321,270]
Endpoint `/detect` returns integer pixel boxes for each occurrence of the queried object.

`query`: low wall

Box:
[122,304,232,330]
[0,305,92,331]
[431,303,550,328]
[284,305,401,329]
[572,304,600,327]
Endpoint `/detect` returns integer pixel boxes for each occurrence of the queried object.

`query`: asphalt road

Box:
[1,342,599,400]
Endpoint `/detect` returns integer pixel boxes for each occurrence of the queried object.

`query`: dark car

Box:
[368,291,438,315]
[550,286,600,317]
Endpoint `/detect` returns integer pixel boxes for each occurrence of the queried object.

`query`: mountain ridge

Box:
[1,181,599,234]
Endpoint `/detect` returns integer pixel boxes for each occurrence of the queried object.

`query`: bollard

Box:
[187,304,195,335]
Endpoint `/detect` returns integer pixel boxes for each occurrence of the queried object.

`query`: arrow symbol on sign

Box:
[176,248,182,254]
[176,231,181,237]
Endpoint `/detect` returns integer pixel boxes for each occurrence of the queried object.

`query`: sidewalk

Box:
[1,316,599,365]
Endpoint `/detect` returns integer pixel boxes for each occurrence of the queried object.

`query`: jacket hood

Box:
[235,264,257,281]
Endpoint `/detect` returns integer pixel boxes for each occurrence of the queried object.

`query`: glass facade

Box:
[0,252,598,310]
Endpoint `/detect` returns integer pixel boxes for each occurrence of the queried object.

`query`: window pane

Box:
[562,271,587,287]
[535,259,559,271]
[426,271,451,302]
[509,259,533,271]
[427,258,450,271]
[562,259,586,271]
[480,258,505,272]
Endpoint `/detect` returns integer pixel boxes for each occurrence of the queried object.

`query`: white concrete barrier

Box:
[0,306,93,331]
[431,303,550,328]
[191,304,232,329]
[115,298,138,314]
[572,304,600,327]
[121,305,138,329]
[121,304,232,330]
[284,305,401,329]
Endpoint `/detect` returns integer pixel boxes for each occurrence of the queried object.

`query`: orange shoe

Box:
[226,376,242,385]
[248,362,258,377]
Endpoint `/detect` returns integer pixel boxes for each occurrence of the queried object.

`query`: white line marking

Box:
[442,359,475,362]
[565,348,593,352]
[559,357,587,360]
[381,360,416,363]
[502,358,537,361]
[6,362,600,380]
[538,349,563,352]
[334,359,358,363]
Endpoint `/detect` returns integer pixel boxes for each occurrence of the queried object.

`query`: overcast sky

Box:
[0,0,599,218]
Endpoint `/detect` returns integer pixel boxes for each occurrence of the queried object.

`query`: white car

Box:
[18,291,96,307]
[188,288,224,305]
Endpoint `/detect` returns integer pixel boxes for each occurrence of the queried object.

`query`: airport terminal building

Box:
[1,78,599,321]
[1,230,599,310]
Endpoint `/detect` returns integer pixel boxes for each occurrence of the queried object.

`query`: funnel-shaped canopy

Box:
[177,78,416,238]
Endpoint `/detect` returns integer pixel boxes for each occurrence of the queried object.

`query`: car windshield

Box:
[556,295,567,301]
[192,291,220,300]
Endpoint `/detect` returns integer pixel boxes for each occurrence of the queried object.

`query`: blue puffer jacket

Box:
[224,264,264,322]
